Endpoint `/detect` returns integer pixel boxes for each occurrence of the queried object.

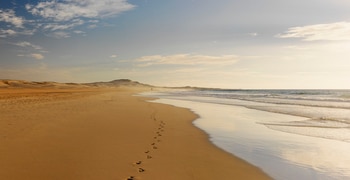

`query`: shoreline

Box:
[148,91,350,180]
[0,87,270,179]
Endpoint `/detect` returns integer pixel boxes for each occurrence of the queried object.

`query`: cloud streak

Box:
[136,54,239,66]
[0,29,17,37]
[14,41,47,59]
[15,41,43,50]
[43,19,84,31]
[50,31,71,39]
[17,53,45,60]
[277,21,350,41]
[30,53,44,60]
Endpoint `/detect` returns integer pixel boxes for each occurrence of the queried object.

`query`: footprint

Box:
[139,168,145,172]
[145,150,150,154]
[135,161,142,165]
[147,155,152,159]
[126,176,134,180]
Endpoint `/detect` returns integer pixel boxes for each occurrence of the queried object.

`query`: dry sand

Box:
[0,85,271,180]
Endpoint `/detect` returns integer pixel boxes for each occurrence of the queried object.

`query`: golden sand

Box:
[0,86,270,180]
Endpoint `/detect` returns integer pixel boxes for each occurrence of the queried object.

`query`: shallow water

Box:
[146,89,350,143]
[143,90,350,180]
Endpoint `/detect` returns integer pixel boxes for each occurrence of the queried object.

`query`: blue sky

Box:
[1,0,350,88]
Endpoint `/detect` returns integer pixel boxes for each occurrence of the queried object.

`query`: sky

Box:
[1,0,350,89]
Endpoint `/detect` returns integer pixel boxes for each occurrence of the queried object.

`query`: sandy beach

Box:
[0,81,270,180]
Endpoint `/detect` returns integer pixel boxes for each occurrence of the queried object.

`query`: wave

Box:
[232,97,350,110]
[143,89,350,142]
[261,119,350,143]
[166,89,350,113]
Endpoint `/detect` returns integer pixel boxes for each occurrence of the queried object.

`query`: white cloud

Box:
[249,32,258,37]
[26,0,135,22]
[17,53,45,60]
[0,28,36,38]
[14,42,47,57]
[73,30,85,34]
[73,30,86,36]
[89,20,99,23]
[0,29,17,37]
[277,21,350,41]
[19,29,36,36]
[110,55,118,58]
[0,1,134,40]
[136,54,239,66]
[30,53,44,60]
[43,19,84,31]
[87,24,97,29]
[50,31,71,39]
[0,9,25,28]
[18,0,135,39]
[15,41,42,50]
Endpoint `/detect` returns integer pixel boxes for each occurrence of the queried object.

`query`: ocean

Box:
[142,89,350,180]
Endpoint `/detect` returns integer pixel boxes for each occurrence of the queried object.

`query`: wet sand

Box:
[0,86,270,180]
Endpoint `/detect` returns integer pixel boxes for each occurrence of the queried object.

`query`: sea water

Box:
[142,89,350,180]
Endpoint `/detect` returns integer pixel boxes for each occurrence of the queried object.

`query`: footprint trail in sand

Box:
[126,110,166,180]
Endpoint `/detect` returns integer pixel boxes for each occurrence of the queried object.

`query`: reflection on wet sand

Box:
[154,98,350,180]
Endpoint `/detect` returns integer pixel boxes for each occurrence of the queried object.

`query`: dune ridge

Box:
[0,79,151,89]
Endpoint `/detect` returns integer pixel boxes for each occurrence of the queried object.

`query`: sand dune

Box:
[0,79,86,89]
[0,79,151,89]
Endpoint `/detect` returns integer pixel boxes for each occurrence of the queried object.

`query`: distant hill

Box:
[0,79,153,88]
[86,79,152,87]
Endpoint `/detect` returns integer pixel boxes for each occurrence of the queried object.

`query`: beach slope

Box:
[0,80,270,179]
